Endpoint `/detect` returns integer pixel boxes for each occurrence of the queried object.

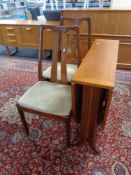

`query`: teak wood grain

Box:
[72,39,119,89]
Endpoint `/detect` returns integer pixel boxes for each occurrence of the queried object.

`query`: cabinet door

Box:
[18,26,39,48]
[42,30,54,49]
[0,29,4,44]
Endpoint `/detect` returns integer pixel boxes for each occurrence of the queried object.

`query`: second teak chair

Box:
[42,16,91,83]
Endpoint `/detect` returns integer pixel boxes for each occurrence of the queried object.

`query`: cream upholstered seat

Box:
[18,81,71,116]
[43,63,77,82]
[16,25,80,147]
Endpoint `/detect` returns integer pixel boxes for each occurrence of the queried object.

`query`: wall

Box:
[111,0,131,8]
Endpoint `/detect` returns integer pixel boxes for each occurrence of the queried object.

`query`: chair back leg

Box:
[65,118,70,147]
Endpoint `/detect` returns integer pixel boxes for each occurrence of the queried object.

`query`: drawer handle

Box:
[25,28,31,31]
[7,34,16,36]
[9,40,17,43]
[6,27,14,30]
[46,29,52,32]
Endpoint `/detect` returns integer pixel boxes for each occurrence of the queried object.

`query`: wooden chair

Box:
[16,25,80,147]
[43,16,91,83]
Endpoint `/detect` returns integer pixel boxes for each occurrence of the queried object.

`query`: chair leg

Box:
[65,118,70,147]
[6,46,18,56]
[16,104,29,136]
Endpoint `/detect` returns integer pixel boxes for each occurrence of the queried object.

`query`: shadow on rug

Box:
[0,57,130,175]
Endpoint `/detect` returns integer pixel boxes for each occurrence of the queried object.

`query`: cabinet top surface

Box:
[72,39,119,89]
[62,8,131,12]
[0,20,59,26]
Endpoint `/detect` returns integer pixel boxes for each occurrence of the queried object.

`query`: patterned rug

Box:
[0,57,131,175]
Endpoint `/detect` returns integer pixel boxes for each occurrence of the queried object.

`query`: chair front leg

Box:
[65,117,70,147]
[16,104,29,136]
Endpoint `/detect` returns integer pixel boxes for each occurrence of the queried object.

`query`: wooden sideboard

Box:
[0,9,131,69]
[62,9,131,69]
[0,20,59,49]
[72,39,119,152]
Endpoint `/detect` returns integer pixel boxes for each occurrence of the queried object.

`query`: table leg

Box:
[80,86,101,152]
[97,89,108,124]
[102,89,113,129]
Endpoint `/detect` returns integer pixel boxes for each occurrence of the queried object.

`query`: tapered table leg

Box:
[80,86,101,153]
[102,89,113,129]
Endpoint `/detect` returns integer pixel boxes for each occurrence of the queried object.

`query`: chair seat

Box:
[18,81,71,116]
[43,63,77,82]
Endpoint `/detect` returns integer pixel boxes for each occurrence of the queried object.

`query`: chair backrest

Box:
[60,16,91,50]
[38,25,80,84]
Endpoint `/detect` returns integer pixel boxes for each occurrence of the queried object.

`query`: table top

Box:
[72,39,119,89]
[0,20,59,26]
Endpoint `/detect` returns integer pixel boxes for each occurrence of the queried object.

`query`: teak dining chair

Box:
[43,16,91,83]
[16,25,80,147]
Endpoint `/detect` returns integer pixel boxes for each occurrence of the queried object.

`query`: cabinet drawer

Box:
[1,26,18,45]
[5,26,15,32]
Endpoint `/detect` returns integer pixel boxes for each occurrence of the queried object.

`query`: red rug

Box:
[0,57,131,175]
